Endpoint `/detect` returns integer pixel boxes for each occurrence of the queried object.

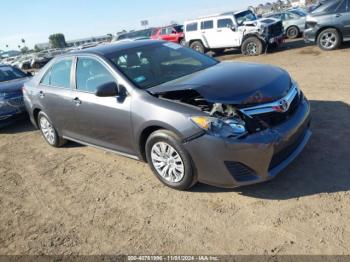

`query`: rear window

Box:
[0,66,27,82]
[201,20,214,30]
[186,22,198,32]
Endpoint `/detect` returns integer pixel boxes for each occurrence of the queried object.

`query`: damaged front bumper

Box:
[183,97,311,188]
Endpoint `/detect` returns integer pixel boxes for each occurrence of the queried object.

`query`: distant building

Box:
[35,34,112,50]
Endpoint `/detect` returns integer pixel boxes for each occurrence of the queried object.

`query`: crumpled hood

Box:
[0,78,29,94]
[148,62,292,105]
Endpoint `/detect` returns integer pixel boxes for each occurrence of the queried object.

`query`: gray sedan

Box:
[23,40,311,190]
[265,10,307,39]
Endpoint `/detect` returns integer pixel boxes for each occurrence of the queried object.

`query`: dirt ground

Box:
[0,40,349,256]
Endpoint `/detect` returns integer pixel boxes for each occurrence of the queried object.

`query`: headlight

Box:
[191,116,246,138]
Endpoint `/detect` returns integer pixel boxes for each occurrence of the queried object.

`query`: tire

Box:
[286,26,299,39]
[179,39,186,46]
[190,41,206,53]
[317,28,341,51]
[38,112,66,147]
[241,36,264,56]
[145,130,197,190]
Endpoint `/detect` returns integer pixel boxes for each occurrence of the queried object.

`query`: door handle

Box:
[39,91,45,98]
[335,13,342,18]
[73,97,82,106]
[217,30,222,32]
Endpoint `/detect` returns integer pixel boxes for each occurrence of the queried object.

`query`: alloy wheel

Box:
[246,42,257,55]
[39,116,56,145]
[320,32,337,49]
[151,142,185,183]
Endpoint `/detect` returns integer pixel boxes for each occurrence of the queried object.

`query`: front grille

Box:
[268,21,283,38]
[269,128,307,170]
[252,93,301,127]
[224,161,258,182]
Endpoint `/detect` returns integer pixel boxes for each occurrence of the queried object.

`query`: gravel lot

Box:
[0,40,349,255]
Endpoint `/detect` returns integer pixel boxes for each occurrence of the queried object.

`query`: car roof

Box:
[69,40,163,56]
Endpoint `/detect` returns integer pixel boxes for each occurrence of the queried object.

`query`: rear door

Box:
[68,56,134,154]
[37,58,75,134]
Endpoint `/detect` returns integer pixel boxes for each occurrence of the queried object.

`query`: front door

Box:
[68,57,134,155]
[210,17,241,48]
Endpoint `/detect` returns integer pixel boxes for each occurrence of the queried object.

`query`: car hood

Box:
[0,77,29,93]
[148,62,292,105]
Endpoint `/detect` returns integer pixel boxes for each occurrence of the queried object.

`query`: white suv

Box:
[184,10,284,56]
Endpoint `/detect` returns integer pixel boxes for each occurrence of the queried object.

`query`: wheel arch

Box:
[241,33,265,45]
[32,107,42,128]
[188,39,208,49]
[137,123,184,162]
[316,26,343,42]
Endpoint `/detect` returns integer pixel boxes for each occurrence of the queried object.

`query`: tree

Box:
[49,33,67,48]
[21,39,26,45]
[34,45,42,52]
[21,46,29,54]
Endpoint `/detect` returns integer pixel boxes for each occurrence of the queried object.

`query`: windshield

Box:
[107,42,218,89]
[174,25,184,32]
[0,66,27,82]
[235,10,257,26]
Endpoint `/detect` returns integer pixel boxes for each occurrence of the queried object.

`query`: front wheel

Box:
[190,41,205,53]
[241,37,264,56]
[317,28,341,51]
[145,130,197,190]
[38,112,66,147]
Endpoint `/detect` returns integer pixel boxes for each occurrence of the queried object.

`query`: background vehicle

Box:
[23,40,311,190]
[264,10,307,39]
[184,9,284,56]
[304,0,350,50]
[112,28,155,42]
[0,65,31,125]
[150,25,186,45]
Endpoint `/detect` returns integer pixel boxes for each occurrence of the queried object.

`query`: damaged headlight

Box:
[191,116,246,138]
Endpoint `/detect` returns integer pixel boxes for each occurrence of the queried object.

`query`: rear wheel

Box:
[190,41,205,53]
[145,130,197,190]
[317,28,341,51]
[241,36,264,56]
[38,112,66,147]
[286,26,299,39]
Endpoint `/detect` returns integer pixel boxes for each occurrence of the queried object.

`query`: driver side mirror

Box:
[95,81,120,97]
[230,26,237,31]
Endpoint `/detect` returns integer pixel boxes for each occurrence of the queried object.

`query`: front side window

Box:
[107,42,218,89]
[201,20,214,30]
[0,66,27,82]
[76,58,115,93]
[186,22,198,32]
[41,59,72,89]
[217,18,234,28]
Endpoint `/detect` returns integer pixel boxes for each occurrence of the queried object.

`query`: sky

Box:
[0,0,266,50]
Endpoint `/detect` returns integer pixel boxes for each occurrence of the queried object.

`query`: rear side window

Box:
[201,20,214,30]
[76,58,115,93]
[41,59,72,89]
[217,18,233,28]
[186,22,198,32]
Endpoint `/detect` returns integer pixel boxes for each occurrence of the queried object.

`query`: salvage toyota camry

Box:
[23,40,311,190]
